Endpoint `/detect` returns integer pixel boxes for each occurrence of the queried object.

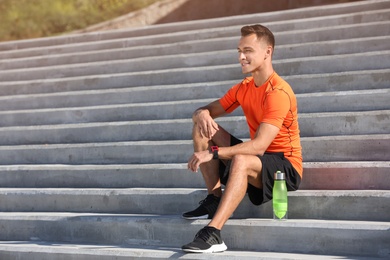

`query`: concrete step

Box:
[0,161,388,190]
[0,0,388,258]
[302,161,390,190]
[0,80,236,109]
[0,242,383,260]
[1,34,388,71]
[1,65,388,97]
[0,19,388,62]
[0,89,389,127]
[0,68,388,103]
[298,110,390,137]
[1,40,390,81]
[1,0,389,52]
[0,188,388,221]
[0,135,388,165]
[0,110,388,145]
[1,7,388,60]
[1,47,389,94]
[0,213,388,258]
[302,134,389,162]
[296,89,390,113]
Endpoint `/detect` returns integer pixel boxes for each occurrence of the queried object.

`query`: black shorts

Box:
[219,135,301,206]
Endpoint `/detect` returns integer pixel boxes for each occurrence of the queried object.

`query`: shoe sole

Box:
[181,214,209,220]
[182,242,227,253]
[181,213,233,220]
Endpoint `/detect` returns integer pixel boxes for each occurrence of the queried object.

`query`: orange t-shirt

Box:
[219,72,303,176]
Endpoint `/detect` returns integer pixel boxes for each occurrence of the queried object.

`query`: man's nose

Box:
[238,52,245,60]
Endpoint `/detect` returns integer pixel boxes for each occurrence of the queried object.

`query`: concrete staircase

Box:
[0,0,389,259]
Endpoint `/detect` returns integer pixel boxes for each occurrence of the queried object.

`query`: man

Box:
[181,24,303,253]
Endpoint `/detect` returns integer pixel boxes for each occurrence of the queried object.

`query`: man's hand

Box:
[194,110,219,140]
[187,150,213,172]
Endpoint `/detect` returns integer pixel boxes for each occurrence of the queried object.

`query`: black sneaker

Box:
[182,194,220,220]
[182,226,227,253]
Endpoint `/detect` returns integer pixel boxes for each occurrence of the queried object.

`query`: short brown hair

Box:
[241,24,275,49]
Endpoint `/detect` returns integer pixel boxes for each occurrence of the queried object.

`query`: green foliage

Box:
[0,0,159,42]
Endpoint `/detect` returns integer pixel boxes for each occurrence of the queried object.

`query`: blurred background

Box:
[0,0,159,42]
[0,0,361,42]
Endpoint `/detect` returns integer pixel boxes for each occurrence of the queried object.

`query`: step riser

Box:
[0,111,389,145]
[0,66,242,95]
[288,70,390,94]
[0,80,235,110]
[0,190,388,221]
[0,69,388,104]
[0,163,388,190]
[0,244,226,260]
[299,110,390,137]
[0,250,133,260]
[1,91,389,127]
[0,215,388,257]
[2,36,388,71]
[303,136,390,162]
[1,67,388,97]
[297,90,390,113]
[301,162,390,190]
[0,136,388,165]
[1,50,390,82]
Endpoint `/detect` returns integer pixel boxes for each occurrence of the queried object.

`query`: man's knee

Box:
[191,123,198,136]
[231,154,246,163]
[192,123,205,141]
[230,154,262,178]
[230,154,250,173]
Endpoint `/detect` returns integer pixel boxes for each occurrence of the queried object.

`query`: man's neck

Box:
[252,66,274,87]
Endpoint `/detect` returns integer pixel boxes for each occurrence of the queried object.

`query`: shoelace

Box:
[198,197,208,205]
[198,195,220,218]
[199,195,216,205]
[195,227,215,243]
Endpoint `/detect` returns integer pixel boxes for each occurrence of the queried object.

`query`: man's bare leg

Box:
[192,123,231,197]
[208,154,263,230]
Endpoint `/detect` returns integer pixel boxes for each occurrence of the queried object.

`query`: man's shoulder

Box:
[228,77,254,92]
[269,73,294,92]
[242,76,254,85]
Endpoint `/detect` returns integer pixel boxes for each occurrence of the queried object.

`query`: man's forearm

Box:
[218,140,264,160]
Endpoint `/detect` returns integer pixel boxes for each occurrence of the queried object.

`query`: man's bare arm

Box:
[192,100,227,139]
[218,123,280,159]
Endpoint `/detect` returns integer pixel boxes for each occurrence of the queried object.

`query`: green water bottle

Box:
[273,171,288,220]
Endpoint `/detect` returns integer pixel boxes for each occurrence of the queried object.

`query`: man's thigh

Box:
[225,154,264,189]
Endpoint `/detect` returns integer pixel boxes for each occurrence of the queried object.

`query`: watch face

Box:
[211,146,219,159]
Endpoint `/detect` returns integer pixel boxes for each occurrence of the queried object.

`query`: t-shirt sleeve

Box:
[219,82,242,113]
[262,89,290,129]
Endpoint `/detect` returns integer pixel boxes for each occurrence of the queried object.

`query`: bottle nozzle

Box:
[274,171,285,180]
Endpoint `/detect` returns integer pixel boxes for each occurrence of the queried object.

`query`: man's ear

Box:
[264,46,272,60]
[266,46,273,57]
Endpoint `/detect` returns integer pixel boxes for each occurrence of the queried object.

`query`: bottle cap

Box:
[274,171,285,180]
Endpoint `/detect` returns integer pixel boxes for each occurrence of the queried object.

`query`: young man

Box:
[181,24,303,253]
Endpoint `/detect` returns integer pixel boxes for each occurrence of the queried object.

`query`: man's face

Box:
[237,33,270,74]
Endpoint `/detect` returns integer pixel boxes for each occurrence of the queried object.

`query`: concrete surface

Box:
[0,0,388,259]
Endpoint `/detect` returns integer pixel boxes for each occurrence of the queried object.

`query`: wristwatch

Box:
[210,146,219,160]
